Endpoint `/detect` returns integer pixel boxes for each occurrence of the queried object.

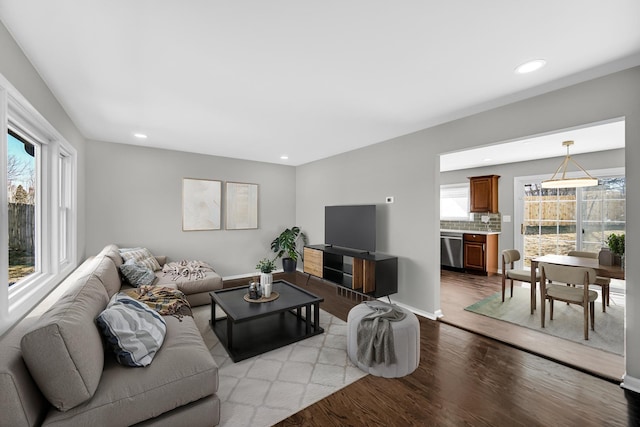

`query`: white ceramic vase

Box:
[260,273,273,296]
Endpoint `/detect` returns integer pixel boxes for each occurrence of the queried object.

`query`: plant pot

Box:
[282,258,297,273]
[613,254,623,266]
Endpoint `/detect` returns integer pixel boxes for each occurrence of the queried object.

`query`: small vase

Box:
[260,273,273,293]
[262,282,272,298]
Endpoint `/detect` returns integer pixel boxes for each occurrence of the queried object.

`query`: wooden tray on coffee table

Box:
[243,291,279,303]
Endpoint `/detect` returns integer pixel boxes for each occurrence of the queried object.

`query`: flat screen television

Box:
[325,205,376,253]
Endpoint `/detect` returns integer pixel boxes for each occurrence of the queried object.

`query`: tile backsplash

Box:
[440,213,502,232]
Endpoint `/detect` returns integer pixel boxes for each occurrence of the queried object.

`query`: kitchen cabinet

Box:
[463,233,498,276]
[469,175,500,213]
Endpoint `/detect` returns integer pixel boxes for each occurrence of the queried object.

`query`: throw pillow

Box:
[96,294,167,367]
[119,247,162,271]
[119,259,156,287]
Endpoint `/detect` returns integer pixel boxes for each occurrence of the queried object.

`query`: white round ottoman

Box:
[347,302,420,378]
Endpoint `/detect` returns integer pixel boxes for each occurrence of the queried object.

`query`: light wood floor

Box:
[439,268,624,381]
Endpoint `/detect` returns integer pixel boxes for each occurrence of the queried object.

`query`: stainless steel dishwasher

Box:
[441,232,463,269]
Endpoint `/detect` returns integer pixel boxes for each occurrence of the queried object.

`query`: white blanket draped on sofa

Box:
[162,260,214,281]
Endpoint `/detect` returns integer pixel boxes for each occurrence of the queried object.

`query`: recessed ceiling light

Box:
[280,155,289,160]
[483,158,492,162]
[515,59,546,74]
[134,133,147,139]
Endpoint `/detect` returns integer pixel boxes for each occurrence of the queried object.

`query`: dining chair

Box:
[567,250,611,312]
[501,249,541,302]
[539,262,597,340]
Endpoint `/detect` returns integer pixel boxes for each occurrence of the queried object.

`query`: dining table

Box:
[529,254,625,314]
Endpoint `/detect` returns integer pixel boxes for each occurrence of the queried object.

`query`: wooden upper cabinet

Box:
[469,175,500,213]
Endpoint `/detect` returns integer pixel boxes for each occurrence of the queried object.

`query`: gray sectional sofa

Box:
[0,244,222,427]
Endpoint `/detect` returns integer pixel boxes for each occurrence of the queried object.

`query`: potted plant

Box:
[607,233,625,267]
[256,258,276,290]
[271,226,308,273]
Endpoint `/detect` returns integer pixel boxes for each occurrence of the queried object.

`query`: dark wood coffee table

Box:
[209,280,324,362]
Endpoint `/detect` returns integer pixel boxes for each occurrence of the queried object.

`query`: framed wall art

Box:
[225,182,258,230]
[182,178,222,231]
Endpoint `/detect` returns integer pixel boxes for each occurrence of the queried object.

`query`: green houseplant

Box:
[256,258,276,274]
[271,226,308,273]
[255,257,276,291]
[607,233,625,266]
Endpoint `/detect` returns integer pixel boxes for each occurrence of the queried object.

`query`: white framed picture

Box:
[225,182,258,230]
[182,178,222,231]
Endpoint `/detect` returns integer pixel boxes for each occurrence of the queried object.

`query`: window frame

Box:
[1,75,78,335]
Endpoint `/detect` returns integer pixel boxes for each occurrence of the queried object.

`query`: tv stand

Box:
[303,245,398,298]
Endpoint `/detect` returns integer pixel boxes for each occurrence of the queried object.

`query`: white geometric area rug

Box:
[192,305,367,427]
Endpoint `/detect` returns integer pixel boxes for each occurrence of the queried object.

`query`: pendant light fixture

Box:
[541,140,598,188]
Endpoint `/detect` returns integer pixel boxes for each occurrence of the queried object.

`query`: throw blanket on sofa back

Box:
[162,260,214,281]
[124,285,193,319]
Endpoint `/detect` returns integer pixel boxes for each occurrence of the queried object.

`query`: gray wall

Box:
[296,66,640,388]
[0,21,87,260]
[85,140,296,277]
[441,148,625,260]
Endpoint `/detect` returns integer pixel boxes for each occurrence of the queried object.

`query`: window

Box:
[1,74,77,335]
[440,183,471,220]
[7,130,38,287]
[517,171,625,267]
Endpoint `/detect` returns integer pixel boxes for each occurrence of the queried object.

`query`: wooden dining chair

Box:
[501,249,541,302]
[539,263,597,340]
[567,250,611,312]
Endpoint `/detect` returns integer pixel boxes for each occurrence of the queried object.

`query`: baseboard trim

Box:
[621,374,640,394]
[385,298,442,321]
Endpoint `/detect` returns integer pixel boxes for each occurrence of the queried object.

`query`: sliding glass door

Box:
[517,174,625,268]
[581,177,625,252]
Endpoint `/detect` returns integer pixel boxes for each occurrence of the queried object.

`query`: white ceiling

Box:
[1,1,639,166]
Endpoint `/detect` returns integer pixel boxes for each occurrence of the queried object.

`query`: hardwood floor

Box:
[439,268,624,381]
[227,271,640,426]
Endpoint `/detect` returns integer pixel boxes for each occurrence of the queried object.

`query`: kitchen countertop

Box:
[440,229,501,235]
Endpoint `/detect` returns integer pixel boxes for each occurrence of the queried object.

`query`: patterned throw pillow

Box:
[119,259,156,287]
[96,294,167,367]
[119,247,162,271]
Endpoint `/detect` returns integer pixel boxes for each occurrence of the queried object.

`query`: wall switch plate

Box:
[385,196,394,204]
[503,215,511,222]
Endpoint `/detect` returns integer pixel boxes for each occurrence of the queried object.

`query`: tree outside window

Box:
[7,131,36,286]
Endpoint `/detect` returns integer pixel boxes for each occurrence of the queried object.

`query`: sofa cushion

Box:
[0,256,108,427]
[120,259,156,287]
[42,316,218,427]
[20,275,109,412]
[97,244,124,268]
[97,294,167,367]
[92,255,122,297]
[120,247,162,271]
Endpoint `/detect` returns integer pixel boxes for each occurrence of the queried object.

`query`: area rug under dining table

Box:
[464,286,624,355]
